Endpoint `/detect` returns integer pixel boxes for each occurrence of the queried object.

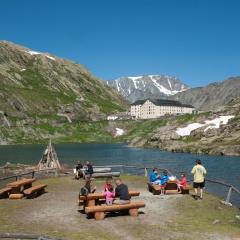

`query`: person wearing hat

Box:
[191,159,207,200]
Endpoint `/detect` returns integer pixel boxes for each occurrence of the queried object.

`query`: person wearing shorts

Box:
[191,159,207,200]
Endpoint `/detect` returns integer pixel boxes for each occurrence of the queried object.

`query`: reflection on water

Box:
[0,143,239,206]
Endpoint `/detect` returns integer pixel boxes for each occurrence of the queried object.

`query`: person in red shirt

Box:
[178,173,187,193]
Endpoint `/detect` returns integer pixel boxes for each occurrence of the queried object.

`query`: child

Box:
[178,173,187,193]
[104,177,113,191]
[104,186,115,205]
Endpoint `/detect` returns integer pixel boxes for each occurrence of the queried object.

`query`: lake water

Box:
[0,143,240,206]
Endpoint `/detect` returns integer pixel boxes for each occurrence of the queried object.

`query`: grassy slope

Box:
[0,112,214,144]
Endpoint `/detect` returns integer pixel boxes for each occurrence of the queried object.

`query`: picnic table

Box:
[7,178,36,194]
[78,190,140,208]
[148,180,191,195]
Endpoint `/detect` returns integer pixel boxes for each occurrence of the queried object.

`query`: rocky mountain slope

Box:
[0,41,127,123]
[170,77,240,111]
[107,75,189,102]
[127,98,240,156]
[0,41,129,144]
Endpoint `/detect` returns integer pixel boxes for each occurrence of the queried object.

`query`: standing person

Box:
[84,161,94,179]
[191,159,207,200]
[149,168,161,185]
[114,179,131,205]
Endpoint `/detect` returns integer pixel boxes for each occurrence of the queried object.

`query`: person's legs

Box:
[200,188,203,199]
[199,181,205,199]
[178,184,182,193]
[193,182,199,199]
[194,188,198,195]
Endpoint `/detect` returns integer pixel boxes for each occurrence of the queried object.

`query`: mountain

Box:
[0,41,130,144]
[0,41,127,123]
[107,75,189,102]
[170,77,240,111]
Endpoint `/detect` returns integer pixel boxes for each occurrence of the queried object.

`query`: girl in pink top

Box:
[104,186,115,205]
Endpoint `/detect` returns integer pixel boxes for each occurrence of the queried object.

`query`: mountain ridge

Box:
[107,75,189,102]
[170,77,240,111]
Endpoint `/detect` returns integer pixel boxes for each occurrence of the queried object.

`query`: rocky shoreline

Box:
[129,99,240,157]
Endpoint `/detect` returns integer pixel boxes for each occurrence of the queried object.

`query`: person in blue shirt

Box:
[160,170,169,185]
[149,168,161,184]
[159,170,169,194]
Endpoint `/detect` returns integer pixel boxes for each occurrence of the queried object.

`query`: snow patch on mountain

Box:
[26,50,55,61]
[115,128,124,136]
[151,79,173,95]
[176,115,234,136]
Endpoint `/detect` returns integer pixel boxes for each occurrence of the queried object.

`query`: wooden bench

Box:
[9,193,24,199]
[0,187,12,198]
[78,190,140,208]
[181,185,191,194]
[85,200,145,220]
[23,183,47,198]
[147,183,161,195]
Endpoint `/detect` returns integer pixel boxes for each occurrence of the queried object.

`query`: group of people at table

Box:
[149,159,207,199]
[80,177,131,205]
[77,158,207,205]
[149,168,187,194]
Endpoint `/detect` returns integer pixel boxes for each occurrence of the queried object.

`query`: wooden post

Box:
[94,212,105,220]
[87,199,95,207]
[225,186,232,204]
[129,208,138,216]
[144,168,148,177]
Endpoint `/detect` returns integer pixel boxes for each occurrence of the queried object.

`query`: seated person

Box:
[75,161,83,179]
[104,177,113,191]
[178,173,187,193]
[113,179,131,205]
[84,161,94,179]
[79,178,96,197]
[104,185,115,205]
[149,168,161,185]
[160,170,169,194]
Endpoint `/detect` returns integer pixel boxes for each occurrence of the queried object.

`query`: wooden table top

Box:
[7,178,36,188]
[79,190,140,200]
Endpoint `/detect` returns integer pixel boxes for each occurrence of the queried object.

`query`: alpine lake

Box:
[0,143,239,206]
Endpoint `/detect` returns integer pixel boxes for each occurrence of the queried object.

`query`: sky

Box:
[1,0,240,87]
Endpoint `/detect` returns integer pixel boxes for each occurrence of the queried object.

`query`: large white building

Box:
[130,99,194,119]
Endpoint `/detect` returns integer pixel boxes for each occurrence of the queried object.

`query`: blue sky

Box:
[1,0,240,87]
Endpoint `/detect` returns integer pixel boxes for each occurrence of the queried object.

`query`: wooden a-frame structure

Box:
[37,139,61,170]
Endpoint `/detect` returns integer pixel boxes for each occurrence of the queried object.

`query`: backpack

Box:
[80,187,89,196]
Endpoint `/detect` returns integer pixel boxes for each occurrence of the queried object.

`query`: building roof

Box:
[131,98,194,108]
